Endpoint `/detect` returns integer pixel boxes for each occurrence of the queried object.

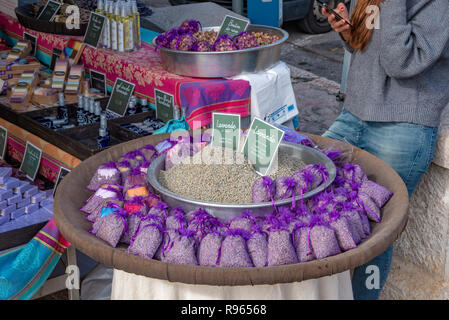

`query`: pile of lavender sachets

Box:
[81,134,393,267]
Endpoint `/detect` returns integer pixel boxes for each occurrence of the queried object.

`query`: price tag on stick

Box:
[217,15,250,38]
[0,125,8,160]
[212,112,241,150]
[242,117,284,176]
[90,70,107,96]
[53,167,71,197]
[154,89,174,123]
[106,78,135,117]
[84,12,106,48]
[37,0,62,21]
[19,141,43,181]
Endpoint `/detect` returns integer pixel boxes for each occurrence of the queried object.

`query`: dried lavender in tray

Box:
[158,145,307,204]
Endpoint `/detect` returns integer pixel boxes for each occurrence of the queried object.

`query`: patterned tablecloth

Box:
[0,11,251,129]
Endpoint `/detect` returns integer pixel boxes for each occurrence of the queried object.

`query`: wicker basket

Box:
[15,4,88,36]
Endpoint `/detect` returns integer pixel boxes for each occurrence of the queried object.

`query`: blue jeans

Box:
[323,109,438,300]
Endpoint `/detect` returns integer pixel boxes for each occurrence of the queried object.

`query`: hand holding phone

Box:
[317,0,354,30]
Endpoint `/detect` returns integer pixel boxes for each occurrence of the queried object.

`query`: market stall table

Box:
[53,133,409,300]
[0,11,251,129]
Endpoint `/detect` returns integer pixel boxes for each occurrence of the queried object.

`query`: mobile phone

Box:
[317,0,354,30]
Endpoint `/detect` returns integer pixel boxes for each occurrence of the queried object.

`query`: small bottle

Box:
[97,113,110,149]
[58,92,68,123]
[96,0,105,48]
[110,2,119,51]
[93,101,102,123]
[131,0,141,49]
[87,97,95,124]
[181,107,187,119]
[173,106,180,120]
[127,99,136,115]
[77,95,86,126]
[102,0,111,49]
[140,98,149,112]
[117,2,128,53]
[126,1,134,52]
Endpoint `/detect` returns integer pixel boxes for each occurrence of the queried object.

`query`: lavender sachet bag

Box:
[86,197,124,224]
[357,192,382,223]
[229,210,257,233]
[291,168,316,195]
[324,210,357,251]
[219,228,253,268]
[116,160,132,183]
[359,179,393,208]
[342,163,367,184]
[120,150,145,169]
[252,176,276,204]
[90,209,128,248]
[247,224,268,267]
[139,144,158,163]
[127,222,164,259]
[309,215,341,260]
[341,203,365,243]
[148,201,170,221]
[274,177,297,208]
[81,185,122,218]
[292,222,316,263]
[161,228,199,266]
[166,207,187,230]
[198,230,223,267]
[266,220,298,266]
[87,161,121,191]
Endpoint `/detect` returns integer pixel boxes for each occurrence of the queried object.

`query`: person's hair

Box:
[348,0,383,51]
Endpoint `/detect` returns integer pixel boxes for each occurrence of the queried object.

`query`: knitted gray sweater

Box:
[343,0,449,127]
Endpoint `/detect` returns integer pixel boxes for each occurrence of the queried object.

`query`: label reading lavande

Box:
[53,167,71,197]
[242,117,285,176]
[106,78,135,117]
[0,125,7,160]
[154,89,174,123]
[37,0,61,21]
[84,12,106,48]
[217,15,250,38]
[19,141,43,181]
[212,112,240,150]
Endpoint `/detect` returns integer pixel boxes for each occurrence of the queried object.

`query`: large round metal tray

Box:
[147,141,336,221]
[153,24,289,78]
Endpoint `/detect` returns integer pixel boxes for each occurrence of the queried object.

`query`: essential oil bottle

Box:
[110,1,119,51]
[131,0,141,49]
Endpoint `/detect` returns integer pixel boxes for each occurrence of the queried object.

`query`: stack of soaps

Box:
[0,167,54,232]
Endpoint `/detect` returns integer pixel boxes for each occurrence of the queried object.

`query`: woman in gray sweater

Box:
[322,0,449,299]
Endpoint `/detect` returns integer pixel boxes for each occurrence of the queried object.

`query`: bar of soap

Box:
[0,190,13,201]
[7,194,22,205]
[40,197,53,207]
[1,205,16,216]
[24,203,39,214]
[13,181,31,194]
[0,167,12,183]
[23,185,38,198]
[31,192,46,204]
[0,212,10,226]
[11,207,25,220]
[0,200,7,210]
[0,177,20,190]
[17,197,30,208]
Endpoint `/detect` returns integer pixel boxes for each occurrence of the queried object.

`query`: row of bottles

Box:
[96,0,141,53]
